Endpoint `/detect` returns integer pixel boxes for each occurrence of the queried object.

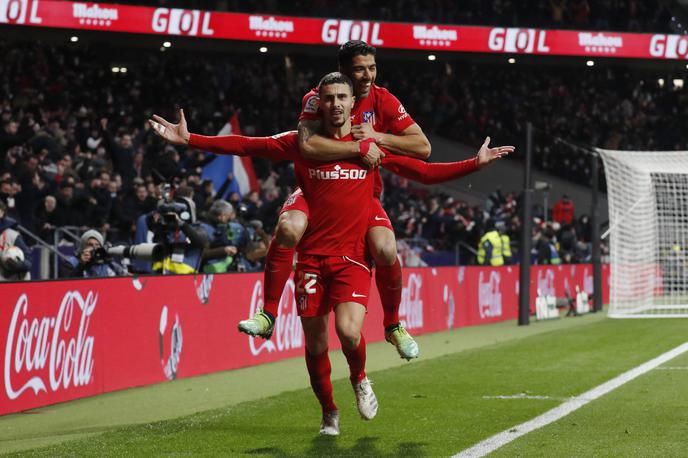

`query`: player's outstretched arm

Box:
[149,109,295,161]
[382,137,513,184]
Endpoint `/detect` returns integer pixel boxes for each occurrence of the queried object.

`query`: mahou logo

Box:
[248,280,303,356]
[5,291,96,400]
[413,25,457,47]
[249,15,294,38]
[72,2,118,27]
[400,273,423,329]
[578,32,623,54]
[478,271,502,318]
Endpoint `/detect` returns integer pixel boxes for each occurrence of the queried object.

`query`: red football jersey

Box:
[250,131,373,258]
[299,84,416,196]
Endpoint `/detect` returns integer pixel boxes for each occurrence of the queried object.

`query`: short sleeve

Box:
[379,90,416,134]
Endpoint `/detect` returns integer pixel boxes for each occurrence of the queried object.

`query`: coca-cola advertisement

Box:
[0,264,608,415]
[1,0,687,60]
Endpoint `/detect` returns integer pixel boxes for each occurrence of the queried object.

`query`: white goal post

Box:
[597,148,688,318]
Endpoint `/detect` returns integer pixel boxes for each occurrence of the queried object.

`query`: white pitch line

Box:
[454,342,688,458]
[482,394,553,400]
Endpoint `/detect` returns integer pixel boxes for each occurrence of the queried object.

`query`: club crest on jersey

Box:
[362,111,375,123]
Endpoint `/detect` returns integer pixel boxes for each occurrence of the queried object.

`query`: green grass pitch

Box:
[2,314,687,456]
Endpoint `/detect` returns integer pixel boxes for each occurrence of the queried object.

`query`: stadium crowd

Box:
[120,0,678,34]
[0,37,661,278]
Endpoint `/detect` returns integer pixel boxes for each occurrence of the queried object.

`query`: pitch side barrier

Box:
[0,264,609,415]
[1,0,688,60]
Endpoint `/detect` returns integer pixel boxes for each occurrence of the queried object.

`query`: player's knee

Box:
[305,334,328,355]
[276,214,306,248]
[371,238,398,266]
[336,326,361,350]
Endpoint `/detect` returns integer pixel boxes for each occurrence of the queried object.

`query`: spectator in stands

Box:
[535,223,562,265]
[0,178,17,217]
[62,229,126,278]
[552,193,575,225]
[0,119,33,160]
[0,200,31,281]
[558,223,578,263]
[35,195,59,242]
[114,181,157,238]
[477,220,505,266]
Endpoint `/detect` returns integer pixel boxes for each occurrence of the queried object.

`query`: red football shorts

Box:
[280,191,391,237]
[295,254,372,317]
[368,198,394,231]
[279,188,310,217]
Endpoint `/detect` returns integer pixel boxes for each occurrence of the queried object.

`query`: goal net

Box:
[597,149,688,318]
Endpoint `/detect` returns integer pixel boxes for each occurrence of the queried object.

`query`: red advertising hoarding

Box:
[0,264,608,415]
[1,0,687,60]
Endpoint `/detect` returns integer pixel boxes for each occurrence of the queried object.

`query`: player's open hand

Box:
[351,122,381,142]
[477,136,514,169]
[149,108,190,146]
[361,141,385,168]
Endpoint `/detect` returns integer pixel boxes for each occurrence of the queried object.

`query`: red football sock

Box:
[342,334,367,386]
[375,259,402,328]
[263,238,294,318]
[305,349,337,413]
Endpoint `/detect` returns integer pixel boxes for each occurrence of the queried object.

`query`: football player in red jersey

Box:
[241,41,434,360]
[150,72,513,434]
[150,41,514,360]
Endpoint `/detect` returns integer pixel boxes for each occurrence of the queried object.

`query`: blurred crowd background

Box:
[2,0,685,278]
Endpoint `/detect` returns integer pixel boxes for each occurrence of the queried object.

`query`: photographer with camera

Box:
[201,199,268,273]
[201,200,242,273]
[232,202,270,272]
[199,198,270,273]
[144,191,210,275]
[62,229,126,278]
[0,200,31,281]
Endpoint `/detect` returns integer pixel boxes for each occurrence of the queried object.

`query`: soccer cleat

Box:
[319,410,340,436]
[237,310,275,339]
[353,377,378,420]
[385,324,420,360]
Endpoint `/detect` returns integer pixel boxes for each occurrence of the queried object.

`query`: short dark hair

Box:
[337,40,376,67]
[175,184,194,199]
[318,72,354,94]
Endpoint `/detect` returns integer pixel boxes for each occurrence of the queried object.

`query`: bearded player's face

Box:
[319,83,354,128]
[344,54,376,99]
